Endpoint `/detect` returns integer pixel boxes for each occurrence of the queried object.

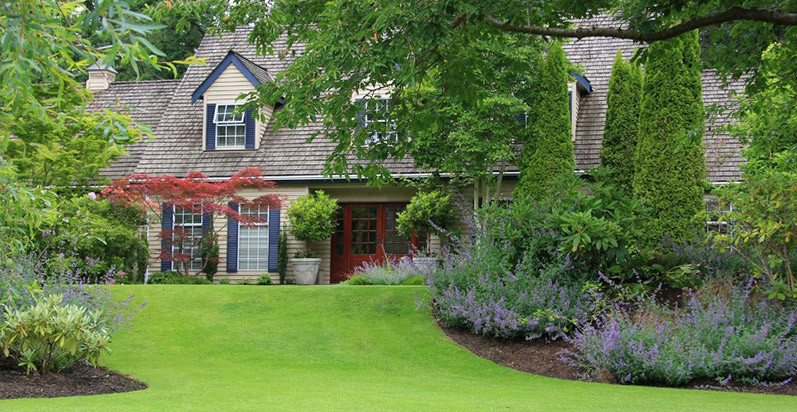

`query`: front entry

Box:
[330,203,420,283]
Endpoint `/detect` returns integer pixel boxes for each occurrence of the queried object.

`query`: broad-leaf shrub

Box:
[0,257,144,374]
[484,174,646,282]
[567,280,797,386]
[287,190,339,254]
[1,295,111,374]
[712,150,797,297]
[35,196,148,283]
[396,190,458,251]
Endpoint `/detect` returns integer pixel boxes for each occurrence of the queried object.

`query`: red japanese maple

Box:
[102,168,281,277]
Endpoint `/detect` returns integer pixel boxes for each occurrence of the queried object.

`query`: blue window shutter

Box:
[227,203,239,273]
[244,108,256,149]
[161,204,173,272]
[202,212,212,236]
[268,208,280,272]
[206,103,216,150]
[355,99,366,127]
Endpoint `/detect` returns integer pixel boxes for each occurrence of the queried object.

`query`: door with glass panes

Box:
[330,203,421,283]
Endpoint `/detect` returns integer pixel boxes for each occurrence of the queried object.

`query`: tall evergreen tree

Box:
[514,42,574,199]
[633,31,707,246]
[600,51,643,190]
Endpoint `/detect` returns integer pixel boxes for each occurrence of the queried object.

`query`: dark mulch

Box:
[0,357,147,399]
[440,323,797,396]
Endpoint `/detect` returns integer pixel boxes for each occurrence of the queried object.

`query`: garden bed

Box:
[0,358,146,399]
[440,323,797,396]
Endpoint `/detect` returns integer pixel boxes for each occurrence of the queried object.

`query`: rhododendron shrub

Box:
[102,168,281,277]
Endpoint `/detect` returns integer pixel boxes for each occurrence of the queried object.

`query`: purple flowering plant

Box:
[565,278,797,386]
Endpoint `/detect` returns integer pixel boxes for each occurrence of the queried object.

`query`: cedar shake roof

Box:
[563,16,745,183]
[89,79,180,179]
[101,17,745,183]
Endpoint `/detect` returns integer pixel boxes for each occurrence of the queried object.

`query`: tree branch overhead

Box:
[485,7,797,42]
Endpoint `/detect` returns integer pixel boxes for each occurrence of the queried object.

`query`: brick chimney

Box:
[86,62,117,92]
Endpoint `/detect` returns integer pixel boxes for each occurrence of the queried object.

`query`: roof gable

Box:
[191,51,272,104]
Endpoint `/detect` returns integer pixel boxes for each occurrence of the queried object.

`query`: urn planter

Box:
[292,258,321,285]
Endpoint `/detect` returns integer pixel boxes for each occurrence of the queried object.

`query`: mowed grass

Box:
[2,285,795,411]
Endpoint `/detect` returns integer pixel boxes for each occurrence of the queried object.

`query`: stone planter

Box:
[292,258,321,285]
[412,256,439,269]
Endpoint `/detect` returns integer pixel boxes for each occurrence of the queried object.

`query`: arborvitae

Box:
[600,51,643,190]
[633,31,707,246]
[514,42,574,199]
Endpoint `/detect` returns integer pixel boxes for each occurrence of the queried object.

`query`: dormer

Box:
[191,51,275,151]
[569,72,592,141]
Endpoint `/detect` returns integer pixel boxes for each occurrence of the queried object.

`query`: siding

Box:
[201,64,274,150]
[570,82,581,142]
[144,183,454,284]
[146,185,309,284]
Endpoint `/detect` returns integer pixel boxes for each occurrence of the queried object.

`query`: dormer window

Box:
[192,51,277,151]
[357,98,397,144]
[214,104,247,147]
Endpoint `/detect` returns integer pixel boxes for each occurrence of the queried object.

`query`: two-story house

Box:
[89,17,744,284]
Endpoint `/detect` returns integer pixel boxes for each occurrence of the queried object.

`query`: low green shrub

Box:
[219,278,230,285]
[399,275,424,285]
[257,275,272,285]
[1,294,111,374]
[343,274,372,285]
[148,271,212,285]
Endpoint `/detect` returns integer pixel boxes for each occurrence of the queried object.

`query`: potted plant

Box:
[396,190,457,266]
[286,190,339,285]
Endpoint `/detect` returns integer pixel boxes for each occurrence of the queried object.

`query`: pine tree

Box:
[600,50,643,190]
[514,42,574,199]
[633,31,707,246]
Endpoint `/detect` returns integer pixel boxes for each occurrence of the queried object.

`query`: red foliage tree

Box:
[101,168,281,277]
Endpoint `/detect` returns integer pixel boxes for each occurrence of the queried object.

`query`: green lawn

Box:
[2,286,795,411]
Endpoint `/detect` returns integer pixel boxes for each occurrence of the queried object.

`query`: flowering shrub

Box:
[426,208,594,340]
[0,256,145,374]
[343,257,434,285]
[429,253,592,340]
[567,280,797,386]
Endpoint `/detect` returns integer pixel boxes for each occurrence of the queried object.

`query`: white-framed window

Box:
[173,205,204,271]
[214,104,246,147]
[362,98,397,144]
[706,199,734,234]
[239,205,269,271]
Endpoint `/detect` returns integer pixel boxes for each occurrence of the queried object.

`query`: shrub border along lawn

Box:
[1,285,793,411]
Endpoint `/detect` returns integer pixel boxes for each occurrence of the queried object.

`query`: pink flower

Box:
[88,192,97,200]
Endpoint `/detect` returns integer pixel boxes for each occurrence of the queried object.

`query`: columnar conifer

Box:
[633,31,707,246]
[600,51,643,190]
[515,42,574,199]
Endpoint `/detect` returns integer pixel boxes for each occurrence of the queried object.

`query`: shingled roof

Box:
[563,16,745,183]
[102,17,745,183]
[89,79,180,179]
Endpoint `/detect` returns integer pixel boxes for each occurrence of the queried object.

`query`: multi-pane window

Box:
[239,205,269,271]
[173,206,204,271]
[706,197,734,234]
[214,104,246,147]
[385,206,411,255]
[362,99,397,144]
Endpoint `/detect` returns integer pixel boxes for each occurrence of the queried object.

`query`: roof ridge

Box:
[109,79,183,85]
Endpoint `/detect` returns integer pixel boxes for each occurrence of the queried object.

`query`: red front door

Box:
[330,203,416,283]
